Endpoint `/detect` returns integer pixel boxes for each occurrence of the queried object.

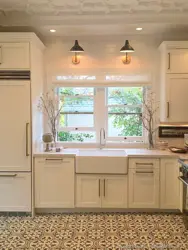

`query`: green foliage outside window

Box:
[57,87,143,142]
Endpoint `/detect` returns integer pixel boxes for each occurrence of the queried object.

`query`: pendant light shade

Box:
[70,40,84,53]
[70,40,84,65]
[120,40,134,53]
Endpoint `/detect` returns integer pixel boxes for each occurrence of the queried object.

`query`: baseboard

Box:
[35,208,181,214]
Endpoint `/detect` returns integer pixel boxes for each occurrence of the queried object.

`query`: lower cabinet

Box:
[160,158,180,209]
[0,172,31,212]
[76,175,128,208]
[128,158,160,208]
[34,157,75,208]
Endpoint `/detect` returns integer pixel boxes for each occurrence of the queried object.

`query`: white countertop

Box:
[33,148,188,159]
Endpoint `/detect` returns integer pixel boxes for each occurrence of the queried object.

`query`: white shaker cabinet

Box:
[166,49,188,74]
[76,175,101,208]
[76,175,128,208]
[161,74,188,122]
[34,157,75,208]
[159,41,188,122]
[128,158,160,208]
[160,158,181,209]
[101,176,128,208]
[0,172,31,212]
[0,81,31,172]
[0,43,30,69]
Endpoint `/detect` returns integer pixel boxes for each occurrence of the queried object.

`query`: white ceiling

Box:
[0,0,188,37]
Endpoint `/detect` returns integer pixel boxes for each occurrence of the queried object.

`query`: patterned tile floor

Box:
[0,213,188,250]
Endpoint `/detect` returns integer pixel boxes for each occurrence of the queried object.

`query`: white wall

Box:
[44,36,159,87]
[43,34,188,147]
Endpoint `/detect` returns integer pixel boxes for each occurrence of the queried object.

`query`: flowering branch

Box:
[140,90,159,148]
[38,89,63,145]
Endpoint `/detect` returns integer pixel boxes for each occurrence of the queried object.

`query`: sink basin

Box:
[76,149,128,174]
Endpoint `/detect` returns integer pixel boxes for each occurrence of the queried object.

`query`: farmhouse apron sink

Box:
[76,149,128,174]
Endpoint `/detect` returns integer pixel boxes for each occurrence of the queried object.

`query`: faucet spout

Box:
[100,128,106,149]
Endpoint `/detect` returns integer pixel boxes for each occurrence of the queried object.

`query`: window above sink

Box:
[55,86,147,145]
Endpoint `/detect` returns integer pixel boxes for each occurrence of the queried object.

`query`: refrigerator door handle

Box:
[26,122,30,156]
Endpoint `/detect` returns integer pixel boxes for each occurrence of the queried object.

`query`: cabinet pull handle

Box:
[168,52,170,70]
[136,163,153,166]
[103,179,106,197]
[45,158,63,161]
[26,123,30,156]
[167,102,170,118]
[99,179,100,197]
[0,46,2,65]
[136,171,154,174]
[0,174,17,177]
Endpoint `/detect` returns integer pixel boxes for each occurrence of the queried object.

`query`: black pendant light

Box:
[70,40,84,53]
[120,40,134,64]
[120,40,134,53]
[70,40,84,65]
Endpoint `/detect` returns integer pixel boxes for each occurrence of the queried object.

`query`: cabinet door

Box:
[0,81,31,171]
[35,158,75,208]
[160,159,180,209]
[166,75,188,122]
[167,49,188,73]
[102,176,128,208]
[76,175,101,208]
[0,172,31,212]
[0,43,30,69]
[129,158,160,208]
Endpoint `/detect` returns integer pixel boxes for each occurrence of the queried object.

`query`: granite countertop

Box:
[33,148,188,159]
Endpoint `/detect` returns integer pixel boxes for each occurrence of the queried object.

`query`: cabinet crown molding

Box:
[159,41,188,50]
[0,32,45,50]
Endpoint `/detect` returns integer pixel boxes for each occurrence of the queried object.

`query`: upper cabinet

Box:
[159,41,188,122]
[166,49,188,74]
[0,43,30,69]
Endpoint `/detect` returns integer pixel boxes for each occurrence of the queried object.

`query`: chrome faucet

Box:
[100,128,106,149]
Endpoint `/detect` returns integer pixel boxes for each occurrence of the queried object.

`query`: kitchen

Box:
[1,0,188,249]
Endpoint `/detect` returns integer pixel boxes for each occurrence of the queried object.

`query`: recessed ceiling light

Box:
[136,27,143,31]
[50,29,56,33]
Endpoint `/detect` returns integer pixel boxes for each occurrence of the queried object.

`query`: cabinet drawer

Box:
[0,172,31,212]
[129,158,160,170]
[35,157,74,166]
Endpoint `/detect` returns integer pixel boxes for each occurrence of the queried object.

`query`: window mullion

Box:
[94,87,105,143]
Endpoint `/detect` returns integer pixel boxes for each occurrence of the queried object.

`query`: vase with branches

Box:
[140,90,159,149]
[38,89,63,148]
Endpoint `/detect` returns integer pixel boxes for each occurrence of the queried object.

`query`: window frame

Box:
[57,87,96,142]
[55,85,147,144]
[104,87,145,143]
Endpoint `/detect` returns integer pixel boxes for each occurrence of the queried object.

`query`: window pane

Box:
[60,114,94,127]
[108,87,143,105]
[108,106,142,115]
[59,87,94,96]
[60,96,93,113]
[108,114,143,137]
[58,131,95,142]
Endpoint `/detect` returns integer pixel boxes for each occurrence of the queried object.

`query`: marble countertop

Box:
[34,149,79,158]
[33,148,188,159]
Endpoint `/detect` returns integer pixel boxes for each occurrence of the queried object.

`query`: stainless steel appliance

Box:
[159,125,188,138]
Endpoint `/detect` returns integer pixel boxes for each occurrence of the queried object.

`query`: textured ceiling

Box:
[1,0,188,37]
[0,0,187,14]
